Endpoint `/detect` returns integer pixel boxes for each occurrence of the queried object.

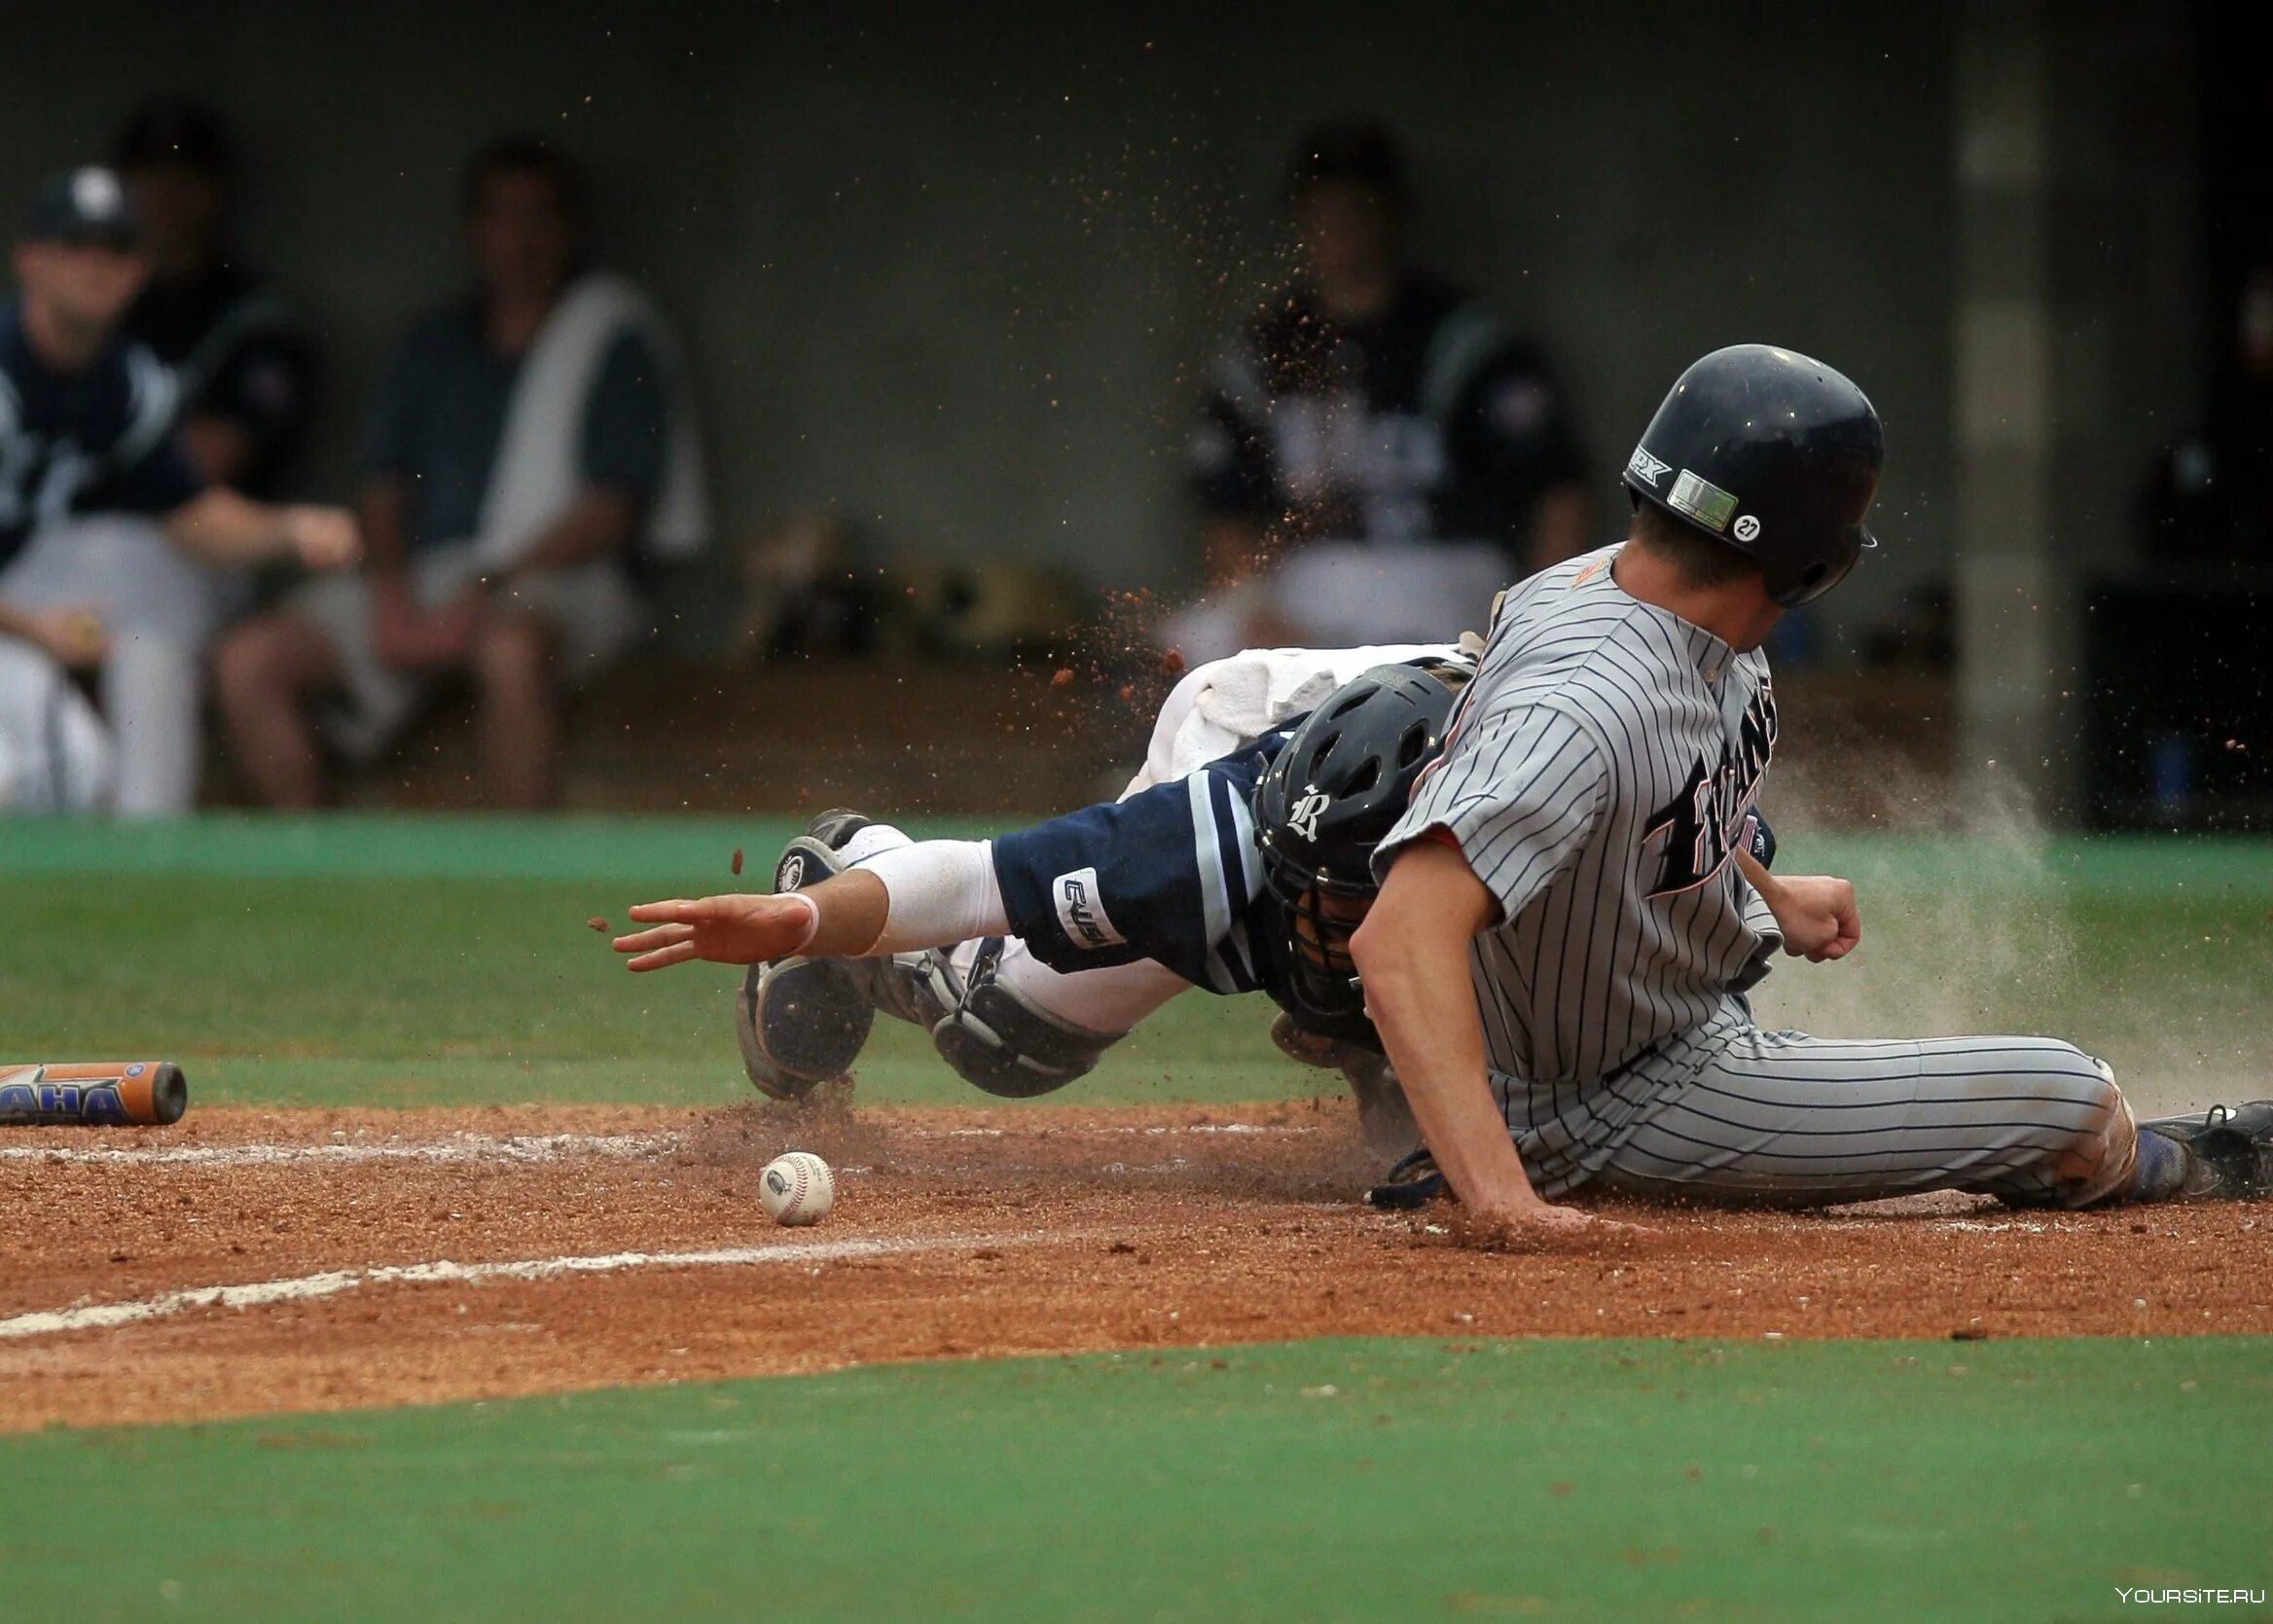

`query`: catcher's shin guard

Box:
[925,938,1124,1100]
[731,812,882,1100]
[736,956,874,1100]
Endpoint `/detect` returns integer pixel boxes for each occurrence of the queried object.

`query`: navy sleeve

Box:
[94,429,204,516]
[992,742,1277,991]
[199,325,314,450]
[578,328,667,500]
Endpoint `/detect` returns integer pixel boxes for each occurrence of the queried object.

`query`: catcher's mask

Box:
[1252,661,1464,1047]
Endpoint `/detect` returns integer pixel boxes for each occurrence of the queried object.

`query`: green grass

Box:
[2,816,2269,1111]
[0,870,1298,1107]
[1,1335,2263,1623]
[6,820,2269,1620]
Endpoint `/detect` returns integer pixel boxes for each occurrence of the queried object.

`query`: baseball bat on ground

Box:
[0,1062,188,1126]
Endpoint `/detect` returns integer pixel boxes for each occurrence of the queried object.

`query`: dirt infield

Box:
[2,1098,2266,1432]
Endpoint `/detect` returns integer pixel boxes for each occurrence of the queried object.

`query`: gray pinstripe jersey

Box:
[1375,544,1785,1161]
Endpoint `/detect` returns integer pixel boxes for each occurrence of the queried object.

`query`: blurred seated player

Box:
[215,137,707,809]
[53,100,320,814]
[1164,121,1590,665]
[0,167,358,815]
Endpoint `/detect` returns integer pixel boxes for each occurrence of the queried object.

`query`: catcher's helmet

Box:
[1253,663,1461,1046]
[1621,343,1883,607]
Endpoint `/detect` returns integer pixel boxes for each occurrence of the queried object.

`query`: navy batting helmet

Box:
[1621,344,1883,607]
[1253,663,1461,1046]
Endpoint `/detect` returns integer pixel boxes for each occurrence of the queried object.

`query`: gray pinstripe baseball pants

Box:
[1510,1017,2134,1209]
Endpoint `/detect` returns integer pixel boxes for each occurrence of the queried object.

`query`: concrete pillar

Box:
[1952,3,2061,821]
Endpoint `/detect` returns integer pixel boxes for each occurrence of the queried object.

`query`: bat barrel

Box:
[0,1062,191,1126]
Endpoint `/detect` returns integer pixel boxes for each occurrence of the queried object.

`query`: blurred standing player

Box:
[0,167,356,812]
[114,99,313,497]
[1351,343,2273,1235]
[1167,121,1590,663]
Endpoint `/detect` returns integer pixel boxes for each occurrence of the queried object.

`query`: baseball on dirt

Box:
[759,1150,835,1226]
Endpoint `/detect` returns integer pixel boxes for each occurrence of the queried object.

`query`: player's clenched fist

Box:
[282,505,361,570]
[1769,874,1860,961]
[1731,848,1860,962]
[613,894,819,971]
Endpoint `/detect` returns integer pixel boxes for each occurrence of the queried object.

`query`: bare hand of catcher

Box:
[613,893,819,971]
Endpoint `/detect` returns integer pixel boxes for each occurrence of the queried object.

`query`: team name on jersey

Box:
[1052,868,1126,950]
[1642,680,1778,897]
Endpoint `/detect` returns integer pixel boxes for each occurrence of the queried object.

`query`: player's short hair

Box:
[1288,120,1407,208]
[112,98,234,180]
[1629,499,1764,591]
[460,136,587,226]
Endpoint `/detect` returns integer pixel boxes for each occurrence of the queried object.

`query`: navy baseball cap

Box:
[22,166,139,249]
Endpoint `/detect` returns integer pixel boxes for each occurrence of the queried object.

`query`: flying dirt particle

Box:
[1052,668,1075,687]
[1108,1240,1137,1254]
[586,917,609,933]
[1161,646,1186,676]
[1117,684,1135,703]
[731,848,744,876]
[1949,1325,1989,1342]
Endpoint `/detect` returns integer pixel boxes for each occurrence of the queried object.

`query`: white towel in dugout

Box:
[473,271,711,568]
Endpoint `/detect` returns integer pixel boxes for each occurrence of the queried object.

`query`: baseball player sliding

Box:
[616,344,2273,1234]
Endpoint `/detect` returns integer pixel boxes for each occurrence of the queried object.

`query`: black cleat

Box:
[1365,1146,1446,1210]
[2139,1101,2273,1200]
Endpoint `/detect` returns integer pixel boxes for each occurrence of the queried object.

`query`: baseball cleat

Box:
[1364,1146,1445,1210]
[2138,1101,2273,1200]
[771,808,871,895]
[733,811,882,1100]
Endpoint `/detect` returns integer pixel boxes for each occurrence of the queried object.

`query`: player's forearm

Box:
[360,478,414,584]
[510,487,641,573]
[796,841,1006,956]
[1352,845,1549,1217]
[162,487,294,563]
[791,870,894,956]
[1356,921,1549,1216]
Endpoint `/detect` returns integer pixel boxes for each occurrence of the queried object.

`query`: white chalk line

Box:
[1,1120,1315,1170]
[0,1130,680,1170]
[0,1229,1061,1344]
